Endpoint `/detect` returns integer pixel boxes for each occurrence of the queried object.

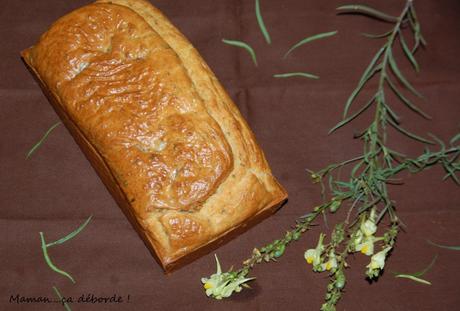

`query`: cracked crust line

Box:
[106,0,275,192]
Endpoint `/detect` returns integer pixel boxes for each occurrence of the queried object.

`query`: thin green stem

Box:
[52,286,72,311]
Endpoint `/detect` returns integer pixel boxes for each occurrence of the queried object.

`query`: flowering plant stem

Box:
[202,1,460,309]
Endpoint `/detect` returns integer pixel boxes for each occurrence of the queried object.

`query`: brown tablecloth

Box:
[1,0,460,310]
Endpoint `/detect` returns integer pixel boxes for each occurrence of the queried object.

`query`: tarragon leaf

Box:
[442,163,460,185]
[387,119,434,145]
[40,232,76,283]
[385,76,431,119]
[382,102,401,124]
[273,72,319,80]
[343,45,385,118]
[428,133,446,150]
[399,31,420,72]
[394,255,437,285]
[450,133,460,145]
[46,216,93,247]
[283,31,338,58]
[362,30,392,39]
[337,4,398,23]
[395,274,431,285]
[388,49,422,98]
[330,95,376,134]
[26,122,61,159]
[408,5,427,53]
[255,0,271,44]
[428,240,460,251]
[222,39,258,66]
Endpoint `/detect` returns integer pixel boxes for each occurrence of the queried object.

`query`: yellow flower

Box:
[356,237,375,256]
[305,249,322,266]
[201,255,254,299]
[204,282,213,289]
[321,251,338,271]
[304,234,325,267]
[367,247,392,273]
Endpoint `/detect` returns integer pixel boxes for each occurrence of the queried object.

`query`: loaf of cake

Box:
[22,0,287,272]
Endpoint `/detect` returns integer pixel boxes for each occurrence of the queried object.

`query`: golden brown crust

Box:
[22,0,287,271]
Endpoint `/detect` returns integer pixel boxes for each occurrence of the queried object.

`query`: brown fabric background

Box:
[1,0,460,310]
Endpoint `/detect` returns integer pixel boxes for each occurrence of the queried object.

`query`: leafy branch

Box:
[332,0,429,139]
[202,1,460,309]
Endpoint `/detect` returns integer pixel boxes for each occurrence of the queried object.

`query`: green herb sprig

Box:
[202,1,460,309]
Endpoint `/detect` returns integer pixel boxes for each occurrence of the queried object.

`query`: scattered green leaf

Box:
[428,240,460,251]
[222,39,258,66]
[283,31,337,58]
[394,255,437,285]
[273,72,319,80]
[255,0,271,44]
[40,232,76,283]
[26,122,61,159]
[395,274,431,285]
[361,30,392,39]
[46,216,93,247]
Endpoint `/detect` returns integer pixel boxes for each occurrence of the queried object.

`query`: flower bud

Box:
[274,245,286,258]
[329,199,341,213]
